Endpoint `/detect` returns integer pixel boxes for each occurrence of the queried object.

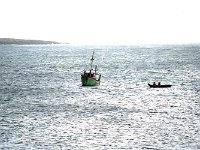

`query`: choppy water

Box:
[0,44,200,149]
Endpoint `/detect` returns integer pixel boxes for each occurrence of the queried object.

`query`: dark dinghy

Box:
[148,83,172,88]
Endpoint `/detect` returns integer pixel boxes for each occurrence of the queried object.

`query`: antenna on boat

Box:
[90,51,95,70]
[95,65,97,74]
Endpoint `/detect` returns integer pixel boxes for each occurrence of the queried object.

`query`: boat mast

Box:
[90,51,94,70]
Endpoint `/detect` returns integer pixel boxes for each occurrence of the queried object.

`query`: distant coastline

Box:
[0,38,62,45]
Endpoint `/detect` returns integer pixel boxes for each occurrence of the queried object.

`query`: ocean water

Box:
[0,44,200,149]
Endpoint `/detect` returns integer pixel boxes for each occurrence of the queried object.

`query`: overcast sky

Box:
[0,0,200,45]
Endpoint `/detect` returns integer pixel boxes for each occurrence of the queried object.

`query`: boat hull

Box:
[148,83,171,88]
[81,76,100,86]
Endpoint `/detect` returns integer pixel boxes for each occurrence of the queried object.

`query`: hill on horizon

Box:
[0,38,61,45]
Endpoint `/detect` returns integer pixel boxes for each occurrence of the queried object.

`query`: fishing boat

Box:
[148,83,172,88]
[81,52,101,86]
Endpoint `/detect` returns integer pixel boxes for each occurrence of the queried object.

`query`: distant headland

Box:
[0,38,62,45]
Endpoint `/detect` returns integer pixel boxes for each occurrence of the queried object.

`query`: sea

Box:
[0,44,200,149]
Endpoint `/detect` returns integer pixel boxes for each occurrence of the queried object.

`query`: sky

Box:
[0,0,200,45]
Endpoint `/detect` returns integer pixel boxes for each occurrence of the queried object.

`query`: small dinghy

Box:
[148,82,172,88]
